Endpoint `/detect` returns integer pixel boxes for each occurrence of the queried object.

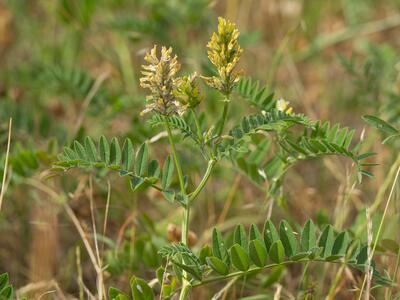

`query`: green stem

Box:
[178,282,191,300]
[165,120,192,299]
[216,99,230,137]
[189,159,216,203]
[165,121,186,195]
[188,96,231,204]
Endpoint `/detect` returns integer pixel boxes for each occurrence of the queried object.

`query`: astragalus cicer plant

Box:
[55,17,391,299]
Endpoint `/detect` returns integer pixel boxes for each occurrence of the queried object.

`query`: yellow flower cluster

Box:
[174,73,202,115]
[203,17,243,96]
[139,17,242,116]
[140,46,181,116]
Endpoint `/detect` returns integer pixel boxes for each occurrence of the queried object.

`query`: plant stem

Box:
[165,121,186,195]
[189,159,216,202]
[170,95,230,299]
[357,164,400,300]
[165,120,192,299]
[179,282,191,300]
[188,96,231,205]
[216,99,230,138]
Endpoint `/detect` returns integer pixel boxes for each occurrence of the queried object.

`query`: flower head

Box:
[203,17,243,96]
[174,72,202,115]
[276,98,294,115]
[140,45,181,116]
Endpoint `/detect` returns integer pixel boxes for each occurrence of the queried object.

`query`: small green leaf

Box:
[0,274,8,290]
[0,286,13,299]
[234,224,247,248]
[263,220,279,251]
[85,137,98,162]
[171,259,202,281]
[249,224,262,241]
[230,244,250,271]
[135,143,148,176]
[301,220,316,252]
[318,225,335,258]
[331,231,350,256]
[122,138,134,171]
[212,228,229,263]
[130,176,147,192]
[130,277,154,300]
[199,245,212,265]
[99,135,110,165]
[206,256,229,275]
[356,246,368,265]
[148,160,160,179]
[74,141,86,160]
[109,287,129,300]
[63,146,77,160]
[279,220,297,257]
[269,240,284,263]
[362,115,399,135]
[161,156,174,189]
[110,137,122,166]
[249,239,268,267]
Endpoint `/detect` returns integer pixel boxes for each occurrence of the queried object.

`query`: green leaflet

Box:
[161,155,174,189]
[234,224,247,248]
[279,221,297,258]
[0,273,13,300]
[249,239,268,267]
[109,287,129,300]
[249,223,262,241]
[362,115,399,135]
[85,136,98,163]
[135,143,148,176]
[318,225,335,258]
[263,220,280,252]
[99,135,110,165]
[122,138,134,171]
[301,220,317,252]
[206,257,229,275]
[110,137,122,166]
[212,228,229,264]
[130,277,154,300]
[230,244,250,271]
[269,240,285,263]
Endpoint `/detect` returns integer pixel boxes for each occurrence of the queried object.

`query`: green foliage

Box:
[54,136,179,202]
[0,273,14,300]
[236,77,275,111]
[149,114,201,146]
[108,276,154,300]
[363,115,400,143]
[155,220,391,287]
[221,110,372,195]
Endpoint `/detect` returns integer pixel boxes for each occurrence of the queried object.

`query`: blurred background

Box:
[0,0,400,299]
